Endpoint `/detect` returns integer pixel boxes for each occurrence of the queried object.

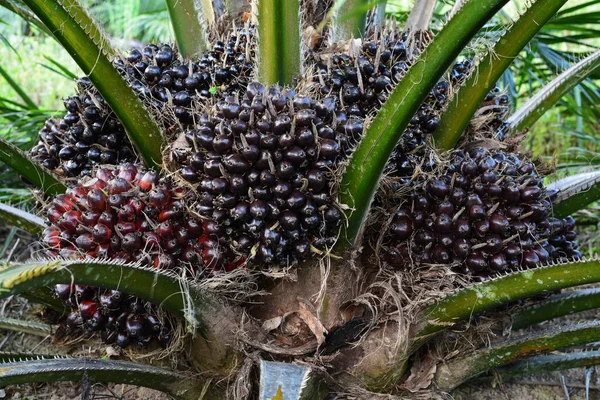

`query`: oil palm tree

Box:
[0,0,597,399]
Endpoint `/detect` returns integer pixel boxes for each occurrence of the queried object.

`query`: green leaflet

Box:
[507,48,600,132]
[0,317,52,336]
[434,321,600,390]
[548,170,600,218]
[21,0,166,168]
[413,258,600,346]
[493,350,600,379]
[0,358,215,400]
[257,0,300,85]
[0,64,37,109]
[512,288,600,330]
[433,0,568,151]
[0,139,66,195]
[338,0,510,249]
[0,202,46,235]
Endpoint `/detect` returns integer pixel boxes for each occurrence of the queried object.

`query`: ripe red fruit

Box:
[98,211,116,228]
[108,177,130,194]
[92,223,112,243]
[66,310,83,330]
[75,233,95,251]
[54,284,74,300]
[136,219,150,231]
[128,198,145,214]
[139,171,158,191]
[121,233,142,253]
[87,189,107,211]
[58,210,81,232]
[96,168,113,183]
[149,188,170,209]
[175,227,189,246]
[185,219,203,237]
[157,221,173,237]
[115,222,136,235]
[53,194,74,213]
[43,227,61,248]
[118,205,135,222]
[81,211,101,226]
[97,243,110,257]
[107,194,125,208]
[158,204,183,222]
[126,315,151,339]
[118,163,138,182]
[46,206,62,223]
[143,232,160,248]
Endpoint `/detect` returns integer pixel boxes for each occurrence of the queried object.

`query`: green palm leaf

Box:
[21,0,167,168]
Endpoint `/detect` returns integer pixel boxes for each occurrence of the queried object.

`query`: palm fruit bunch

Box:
[41,163,237,347]
[41,162,234,273]
[29,79,136,177]
[115,29,255,127]
[30,28,255,179]
[307,34,508,179]
[53,283,170,349]
[382,146,580,278]
[176,82,347,265]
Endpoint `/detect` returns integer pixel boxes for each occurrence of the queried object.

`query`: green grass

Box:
[0,36,79,110]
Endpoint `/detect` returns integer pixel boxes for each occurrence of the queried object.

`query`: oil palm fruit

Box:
[42,162,241,272]
[382,146,580,278]
[177,83,346,265]
[55,284,169,348]
[30,84,136,177]
[308,32,507,179]
[30,28,256,179]
[42,162,236,347]
[116,28,255,126]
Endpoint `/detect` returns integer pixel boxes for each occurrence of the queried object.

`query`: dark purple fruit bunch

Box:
[30,82,136,177]
[309,34,508,179]
[382,147,580,278]
[386,60,509,180]
[116,29,255,126]
[55,284,170,349]
[41,163,235,274]
[176,82,349,265]
[30,29,256,179]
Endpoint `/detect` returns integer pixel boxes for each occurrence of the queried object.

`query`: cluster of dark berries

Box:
[382,147,580,278]
[30,29,256,180]
[309,35,508,179]
[312,34,411,118]
[175,82,348,265]
[41,163,237,274]
[55,284,169,348]
[30,84,135,177]
[116,30,255,126]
